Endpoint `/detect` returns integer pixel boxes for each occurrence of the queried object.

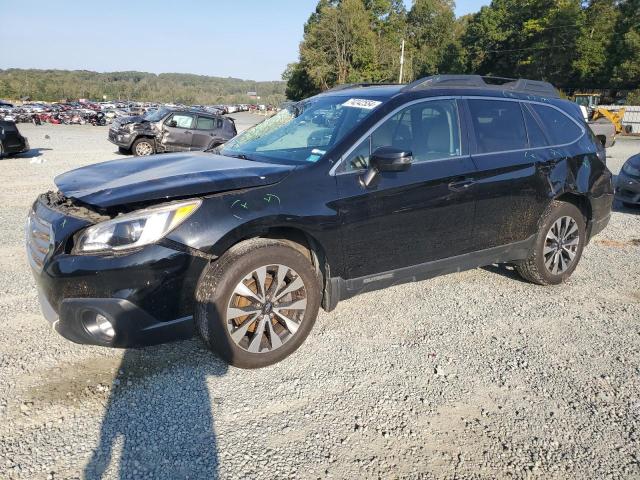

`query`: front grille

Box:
[26,210,53,272]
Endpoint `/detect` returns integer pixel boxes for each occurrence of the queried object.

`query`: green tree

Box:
[573,0,619,87]
[407,0,457,79]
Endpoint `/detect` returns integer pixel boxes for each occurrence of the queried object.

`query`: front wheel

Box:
[132,137,155,156]
[515,201,586,285]
[195,238,321,368]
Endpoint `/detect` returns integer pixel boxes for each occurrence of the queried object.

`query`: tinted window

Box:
[468,99,527,153]
[522,104,549,148]
[168,114,194,129]
[343,99,461,172]
[196,116,215,130]
[216,118,224,129]
[531,104,583,145]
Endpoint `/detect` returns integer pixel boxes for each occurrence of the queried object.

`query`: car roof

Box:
[315,75,562,104]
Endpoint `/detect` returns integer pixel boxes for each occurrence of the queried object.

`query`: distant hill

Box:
[0,69,286,105]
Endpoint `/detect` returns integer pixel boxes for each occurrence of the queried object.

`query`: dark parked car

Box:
[0,120,29,158]
[108,107,237,156]
[615,153,640,207]
[27,75,613,368]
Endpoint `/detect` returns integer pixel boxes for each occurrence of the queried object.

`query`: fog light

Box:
[95,314,115,339]
[82,311,116,342]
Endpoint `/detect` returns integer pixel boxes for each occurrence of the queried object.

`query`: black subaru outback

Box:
[108,107,237,156]
[28,75,613,368]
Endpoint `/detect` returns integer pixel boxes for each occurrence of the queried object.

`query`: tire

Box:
[118,146,131,155]
[132,137,155,156]
[0,142,4,159]
[195,238,321,368]
[515,201,586,285]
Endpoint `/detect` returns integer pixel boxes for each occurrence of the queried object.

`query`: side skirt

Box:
[327,235,535,305]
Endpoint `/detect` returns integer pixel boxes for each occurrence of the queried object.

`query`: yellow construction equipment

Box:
[591,107,628,135]
[573,93,629,135]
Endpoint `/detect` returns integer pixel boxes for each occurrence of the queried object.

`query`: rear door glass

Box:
[468,99,527,153]
[522,104,549,148]
[530,104,583,145]
[196,116,215,130]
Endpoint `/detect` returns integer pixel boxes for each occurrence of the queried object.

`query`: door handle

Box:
[184,131,192,134]
[448,177,476,192]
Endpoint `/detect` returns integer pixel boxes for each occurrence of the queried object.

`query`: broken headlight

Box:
[75,200,201,253]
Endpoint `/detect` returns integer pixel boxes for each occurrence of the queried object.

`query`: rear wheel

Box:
[132,137,155,156]
[515,201,586,285]
[195,238,321,368]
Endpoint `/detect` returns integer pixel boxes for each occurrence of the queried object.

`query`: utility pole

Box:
[399,39,405,84]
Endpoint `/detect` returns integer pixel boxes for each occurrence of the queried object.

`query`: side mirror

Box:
[360,146,412,188]
[168,120,177,128]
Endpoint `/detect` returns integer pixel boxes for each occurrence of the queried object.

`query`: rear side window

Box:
[522,104,549,148]
[531,104,583,145]
[468,99,527,153]
[196,116,215,130]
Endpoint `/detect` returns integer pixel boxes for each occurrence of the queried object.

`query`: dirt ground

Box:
[0,122,638,479]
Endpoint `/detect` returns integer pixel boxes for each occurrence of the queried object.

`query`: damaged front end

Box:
[26,190,209,348]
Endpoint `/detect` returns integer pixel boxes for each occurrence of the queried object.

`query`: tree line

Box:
[284,0,640,100]
[0,69,287,105]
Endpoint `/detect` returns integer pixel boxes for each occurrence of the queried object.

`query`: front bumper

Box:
[615,171,640,205]
[107,128,135,149]
[28,198,209,347]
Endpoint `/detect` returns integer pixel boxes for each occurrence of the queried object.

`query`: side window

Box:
[167,114,194,129]
[522,103,549,148]
[342,99,461,172]
[217,118,224,129]
[196,116,215,130]
[468,99,527,153]
[531,104,583,145]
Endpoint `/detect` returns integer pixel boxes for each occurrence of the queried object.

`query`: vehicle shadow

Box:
[83,338,228,479]
[482,263,531,283]
[13,148,52,158]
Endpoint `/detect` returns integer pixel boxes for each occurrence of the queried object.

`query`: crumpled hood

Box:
[55,152,296,208]
[112,115,144,128]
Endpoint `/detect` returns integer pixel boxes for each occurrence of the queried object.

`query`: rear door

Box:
[191,115,219,150]
[334,98,477,279]
[162,113,195,151]
[466,98,549,250]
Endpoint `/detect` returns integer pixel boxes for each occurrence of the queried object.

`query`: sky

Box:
[0,0,489,81]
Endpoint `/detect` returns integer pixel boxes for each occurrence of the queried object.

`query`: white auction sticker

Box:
[342,98,382,110]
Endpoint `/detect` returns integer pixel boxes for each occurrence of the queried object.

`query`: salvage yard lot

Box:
[0,121,639,479]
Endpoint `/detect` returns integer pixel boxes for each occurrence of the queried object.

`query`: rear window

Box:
[531,104,583,145]
[468,99,527,154]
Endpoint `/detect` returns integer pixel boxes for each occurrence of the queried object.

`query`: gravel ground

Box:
[0,122,639,480]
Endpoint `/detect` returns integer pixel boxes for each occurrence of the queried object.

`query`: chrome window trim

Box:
[330,96,460,176]
[329,96,587,176]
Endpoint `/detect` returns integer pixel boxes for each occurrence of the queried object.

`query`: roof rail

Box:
[401,75,560,98]
[325,83,400,92]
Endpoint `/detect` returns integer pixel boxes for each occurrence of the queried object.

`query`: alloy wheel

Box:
[226,264,307,354]
[543,215,580,275]
[135,141,153,156]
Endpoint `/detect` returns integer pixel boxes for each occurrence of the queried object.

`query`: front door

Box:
[334,98,477,280]
[162,113,195,151]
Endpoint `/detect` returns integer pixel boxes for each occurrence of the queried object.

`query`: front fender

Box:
[165,182,343,274]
